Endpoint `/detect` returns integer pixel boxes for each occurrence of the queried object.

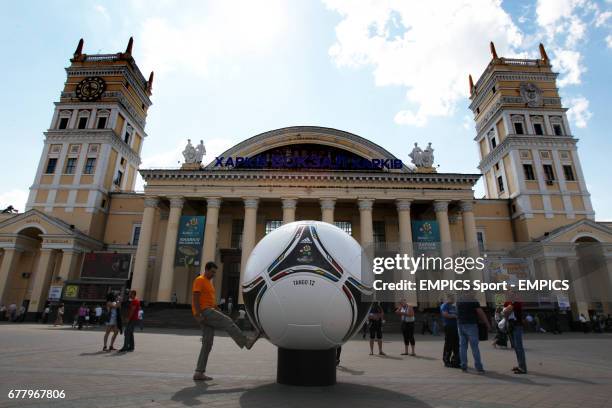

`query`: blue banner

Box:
[411,220,440,253]
[175,216,206,267]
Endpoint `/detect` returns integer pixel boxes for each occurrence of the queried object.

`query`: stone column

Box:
[460,201,478,252]
[461,200,486,305]
[320,198,336,224]
[131,196,159,299]
[201,198,222,297]
[57,249,80,281]
[239,198,259,304]
[396,199,416,305]
[157,196,184,302]
[28,249,56,313]
[396,200,413,247]
[282,198,297,224]
[567,256,589,318]
[358,199,374,246]
[0,248,22,303]
[201,198,222,266]
[434,201,452,258]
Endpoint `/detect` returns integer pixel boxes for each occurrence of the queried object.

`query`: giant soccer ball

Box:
[242,220,373,350]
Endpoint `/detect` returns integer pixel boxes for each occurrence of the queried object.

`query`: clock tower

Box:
[469,42,594,241]
[25,38,153,241]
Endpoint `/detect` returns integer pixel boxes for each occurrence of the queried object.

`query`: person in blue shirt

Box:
[440,293,460,368]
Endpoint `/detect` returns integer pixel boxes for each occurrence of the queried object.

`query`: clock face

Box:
[75,77,106,102]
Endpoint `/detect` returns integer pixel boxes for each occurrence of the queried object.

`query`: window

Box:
[58,117,69,129]
[543,164,555,181]
[265,220,282,235]
[45,158,58,174]
[120,157,126,167]
[84,158,96,174]
[131,225,141,246]
[552,123,563,136]
[64,158,77,174]
[124,131,130,144]
[231,219,244,249]
[513,122,524,135]
[492,86,496,94]
[497,176,505,193]
[523,164,535,180]
[533,123,543,135]
[491,137,497,149]
[101,199,107,208]
[373,221,386,245]
[334,221,352,236]
[114,170,123,186]
[77,116,88,129]
[494,163,499,171]
[96,116,107,129]
[476,231,486,252]
[563,165,575,181]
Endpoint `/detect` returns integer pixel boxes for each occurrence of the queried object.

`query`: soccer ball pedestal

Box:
[277,347,336,386]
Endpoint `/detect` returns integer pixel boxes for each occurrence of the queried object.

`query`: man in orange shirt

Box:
[192,261,259,381]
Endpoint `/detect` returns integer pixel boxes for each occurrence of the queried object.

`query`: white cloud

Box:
[595,10,612,26]
[567,96,593,128]
[324,0,523,126]
[552,49,585,86]
[0,189,28,213]
[94,4,110,21]
[139,0,289,77]
[607,34,612,48]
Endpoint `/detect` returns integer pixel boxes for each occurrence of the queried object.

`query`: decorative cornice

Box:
[358,199,374,211]
[140,169,481,186]
[479,135,577,171]
[395,199,412,211]
[44,130,141,166]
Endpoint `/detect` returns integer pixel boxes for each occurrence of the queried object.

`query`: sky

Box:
[0,0,610,219]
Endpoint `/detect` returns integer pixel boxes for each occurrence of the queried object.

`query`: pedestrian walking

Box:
[138,307,144,331]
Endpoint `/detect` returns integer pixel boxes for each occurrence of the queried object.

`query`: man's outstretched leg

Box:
[200,308,259,349]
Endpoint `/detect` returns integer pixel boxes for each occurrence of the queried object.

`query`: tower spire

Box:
[539,43,549,61]
[147,71,154,95]
[73,38,84,58]
[489,41,498,59]
[469,74,475,96]
[125,36,133,55]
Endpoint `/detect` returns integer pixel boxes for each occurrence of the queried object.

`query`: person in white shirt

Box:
[95,305,103,325]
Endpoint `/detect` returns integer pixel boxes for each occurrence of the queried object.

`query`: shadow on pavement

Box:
[171,383,250,406]
[239,382,433,408]
[337,365,365,375]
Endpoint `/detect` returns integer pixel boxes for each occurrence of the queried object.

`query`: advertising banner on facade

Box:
[174,215,206,267]
[81,253,132,280]
[411,220,440,253]
[48,285,63,301]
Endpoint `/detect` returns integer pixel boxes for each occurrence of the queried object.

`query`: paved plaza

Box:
[0,323,611,408]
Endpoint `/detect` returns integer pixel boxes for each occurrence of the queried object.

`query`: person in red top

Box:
[119,290,140,353]
[503,291,527,374]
